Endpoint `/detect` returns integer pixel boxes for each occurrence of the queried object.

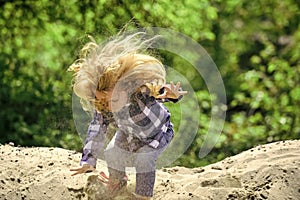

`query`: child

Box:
[69,32,187,199]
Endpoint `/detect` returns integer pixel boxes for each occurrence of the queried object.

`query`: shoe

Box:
[132,193,152,200]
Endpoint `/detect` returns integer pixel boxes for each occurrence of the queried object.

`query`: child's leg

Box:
[104,130,130,182]
[135,171,156,197]
[134,145,167,197]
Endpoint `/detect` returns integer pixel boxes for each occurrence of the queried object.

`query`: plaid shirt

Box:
[80,88,181,167]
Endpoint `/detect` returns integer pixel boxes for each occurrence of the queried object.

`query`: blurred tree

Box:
[0,0,299,167]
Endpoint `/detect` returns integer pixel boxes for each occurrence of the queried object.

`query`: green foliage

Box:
[0,0,299,167]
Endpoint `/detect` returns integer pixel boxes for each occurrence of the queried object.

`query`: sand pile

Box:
[0,140,299,200]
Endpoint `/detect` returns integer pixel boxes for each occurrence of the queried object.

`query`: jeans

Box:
[104,130,169,197]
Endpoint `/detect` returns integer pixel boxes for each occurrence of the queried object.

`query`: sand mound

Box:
[0,140,299,200]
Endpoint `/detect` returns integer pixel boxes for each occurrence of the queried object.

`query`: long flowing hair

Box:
[68,31,166,111]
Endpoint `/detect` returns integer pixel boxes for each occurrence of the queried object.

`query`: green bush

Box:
[0,0,299,167]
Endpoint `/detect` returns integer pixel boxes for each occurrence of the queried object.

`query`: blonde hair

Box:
[68,32,166,111]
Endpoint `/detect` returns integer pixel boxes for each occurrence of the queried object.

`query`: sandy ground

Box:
[0,140,299,200]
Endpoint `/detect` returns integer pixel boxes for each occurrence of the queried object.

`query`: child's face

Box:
[95,88,128,112]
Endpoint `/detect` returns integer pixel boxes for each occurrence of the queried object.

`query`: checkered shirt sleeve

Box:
[80,111,108,167]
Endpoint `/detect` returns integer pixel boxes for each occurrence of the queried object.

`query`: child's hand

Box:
[70,164,95,176]
[157,81,188,99]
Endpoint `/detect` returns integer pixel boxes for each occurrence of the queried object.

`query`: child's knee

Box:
[135,156,156,172]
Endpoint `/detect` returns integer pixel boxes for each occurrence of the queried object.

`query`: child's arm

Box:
[70,111,108,175]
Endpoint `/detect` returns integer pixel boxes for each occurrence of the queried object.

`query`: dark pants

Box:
[104,130,168,197]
